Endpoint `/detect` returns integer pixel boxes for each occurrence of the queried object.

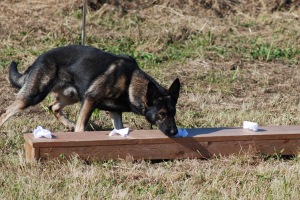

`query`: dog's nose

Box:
[169,128,178,136]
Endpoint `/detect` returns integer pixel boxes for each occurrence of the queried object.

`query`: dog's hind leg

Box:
[0,63,58,129]
[48,92,79,131]
[75,99,96,132]
[109,112,123,129]
[0,99,27,128]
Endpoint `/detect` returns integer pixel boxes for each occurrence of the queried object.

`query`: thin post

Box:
[82,0,87,45]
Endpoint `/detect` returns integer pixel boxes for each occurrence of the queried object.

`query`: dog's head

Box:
[145,78,181,136]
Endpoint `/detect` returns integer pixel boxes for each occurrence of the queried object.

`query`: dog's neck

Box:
[128,70,164,115]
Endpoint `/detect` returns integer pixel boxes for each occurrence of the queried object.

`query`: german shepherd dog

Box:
[0,45,181,136]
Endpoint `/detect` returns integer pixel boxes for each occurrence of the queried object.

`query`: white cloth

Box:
[176,128,188,137]
[33,126,52,138]
[243,121,259,132]
[109,127,130,137]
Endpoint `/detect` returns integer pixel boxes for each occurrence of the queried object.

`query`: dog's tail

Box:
[9,61,26,89]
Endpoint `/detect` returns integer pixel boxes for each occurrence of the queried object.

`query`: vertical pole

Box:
[82,0,87,45]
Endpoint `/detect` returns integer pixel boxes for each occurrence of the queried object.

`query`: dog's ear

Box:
[168,78,180,103]
[146,81,159,106]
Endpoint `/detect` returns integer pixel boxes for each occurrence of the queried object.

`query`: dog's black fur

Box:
[0,45,181,136]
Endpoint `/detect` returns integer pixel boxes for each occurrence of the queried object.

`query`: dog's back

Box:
[9,45,140,100]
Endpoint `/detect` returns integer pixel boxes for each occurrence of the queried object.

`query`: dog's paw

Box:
[65,123,75,131]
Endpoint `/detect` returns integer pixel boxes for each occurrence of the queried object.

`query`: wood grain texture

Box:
[25,141,39,161]
[24,126,300,161]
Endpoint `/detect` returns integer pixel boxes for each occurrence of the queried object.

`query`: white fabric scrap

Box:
[33,126,52,139]
[243,121,259,132]
[176,128,189,137]
[109,127,130,137]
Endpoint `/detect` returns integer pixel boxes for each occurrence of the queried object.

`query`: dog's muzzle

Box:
[157,121,178,136]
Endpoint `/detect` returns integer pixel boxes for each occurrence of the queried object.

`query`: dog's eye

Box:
[158,112,168,118]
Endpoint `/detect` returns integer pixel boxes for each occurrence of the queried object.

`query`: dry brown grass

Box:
[0,0,300,199]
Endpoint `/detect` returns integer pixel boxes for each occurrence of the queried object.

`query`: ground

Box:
[0,0,300,199]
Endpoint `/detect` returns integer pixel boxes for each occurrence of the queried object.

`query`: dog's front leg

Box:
[109,111,123,129]
[75,99,95,132]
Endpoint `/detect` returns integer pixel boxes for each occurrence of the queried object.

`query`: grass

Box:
[0,0,300,199]
[1,155,300,199]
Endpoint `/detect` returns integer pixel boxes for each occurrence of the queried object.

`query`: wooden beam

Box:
[24,126,300,162]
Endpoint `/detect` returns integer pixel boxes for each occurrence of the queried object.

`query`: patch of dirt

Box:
[88,0,300,17]
[1,0,299,40]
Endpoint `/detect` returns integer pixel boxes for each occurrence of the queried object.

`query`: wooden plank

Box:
[34,139,300,161]
[24,126,300,161]
[24,140,39,161]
